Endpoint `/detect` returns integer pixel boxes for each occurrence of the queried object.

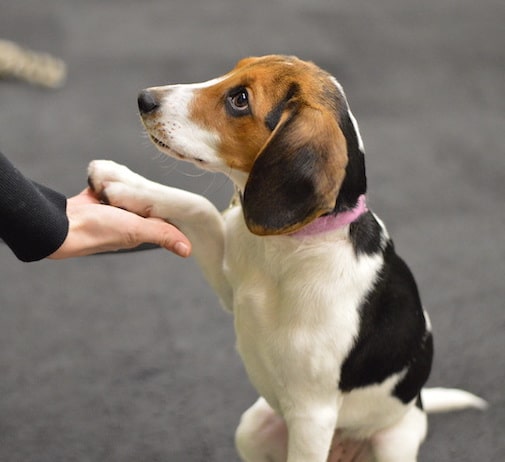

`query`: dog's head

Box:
[138,55,366,235]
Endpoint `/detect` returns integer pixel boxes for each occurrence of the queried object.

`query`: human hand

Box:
[49,188,191,259]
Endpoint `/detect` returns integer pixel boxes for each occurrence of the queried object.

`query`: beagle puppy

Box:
[88,55,485,462]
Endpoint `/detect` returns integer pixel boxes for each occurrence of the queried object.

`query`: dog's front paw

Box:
[87,160,150,214]
[87,160,131,200]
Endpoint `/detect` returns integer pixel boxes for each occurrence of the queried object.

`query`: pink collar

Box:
[290,195,368,238]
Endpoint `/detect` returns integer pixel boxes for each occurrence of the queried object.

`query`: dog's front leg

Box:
[87,160,232,308]
[284,399,339,462]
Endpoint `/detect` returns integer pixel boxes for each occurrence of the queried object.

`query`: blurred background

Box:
[0,0,503,460]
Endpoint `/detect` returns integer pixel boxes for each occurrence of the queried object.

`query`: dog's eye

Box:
[226,88,251,116]
[231,91,248,109]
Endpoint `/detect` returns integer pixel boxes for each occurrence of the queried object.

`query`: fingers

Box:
[66,193,193,258]
[137,217,192,258]
[52,195,193,259]
[84,187,192,257]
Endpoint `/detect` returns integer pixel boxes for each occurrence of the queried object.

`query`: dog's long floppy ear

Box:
[243,104,348,236]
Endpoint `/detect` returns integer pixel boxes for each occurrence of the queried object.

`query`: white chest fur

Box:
[223,206,383,414]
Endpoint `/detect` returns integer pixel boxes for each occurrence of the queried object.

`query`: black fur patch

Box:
[394,331,433,403]
[334,109,367,212]
[339,241,433,403]
[264,83,300,131]
[243,136,323,233]
[349,212,384,256]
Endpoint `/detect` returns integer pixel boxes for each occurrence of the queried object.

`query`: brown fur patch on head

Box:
[190,55,351,235]
[189,56,347,172]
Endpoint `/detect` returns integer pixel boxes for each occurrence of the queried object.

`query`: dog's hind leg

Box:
[236,397,288,462]
[370,405,427,462]
[235,398,374,462]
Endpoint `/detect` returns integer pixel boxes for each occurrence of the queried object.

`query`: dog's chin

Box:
[149,134,210,168]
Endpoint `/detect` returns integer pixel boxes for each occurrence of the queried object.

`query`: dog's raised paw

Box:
[87,160,126,194]
[86,160,155,216]
[87,160,133,205]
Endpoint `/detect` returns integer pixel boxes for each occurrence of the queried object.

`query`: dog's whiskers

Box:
[176,163,208,178]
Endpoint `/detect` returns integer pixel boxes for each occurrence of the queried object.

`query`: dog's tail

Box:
[421,387,488,414]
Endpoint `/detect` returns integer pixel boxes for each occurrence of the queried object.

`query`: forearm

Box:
[0,152,69,261]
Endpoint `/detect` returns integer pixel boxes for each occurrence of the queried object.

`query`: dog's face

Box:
[139,55,365,235]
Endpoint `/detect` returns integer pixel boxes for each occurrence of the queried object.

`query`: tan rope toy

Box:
[0,39,66,88]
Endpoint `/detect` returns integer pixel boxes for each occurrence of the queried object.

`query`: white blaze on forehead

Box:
[149,74,227,93]
[330,77,365,153]
[182,74,228,89]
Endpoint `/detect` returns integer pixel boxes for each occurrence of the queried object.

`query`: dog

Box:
[88,55,486,461]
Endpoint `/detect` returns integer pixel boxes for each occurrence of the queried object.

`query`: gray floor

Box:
[0,1,503,461]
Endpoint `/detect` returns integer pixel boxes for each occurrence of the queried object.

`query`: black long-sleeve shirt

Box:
[0,151,69,261]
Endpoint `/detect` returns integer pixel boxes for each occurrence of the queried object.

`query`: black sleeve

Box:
[0,151,69,262]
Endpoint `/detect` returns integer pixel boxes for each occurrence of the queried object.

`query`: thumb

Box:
[139,218,192,258]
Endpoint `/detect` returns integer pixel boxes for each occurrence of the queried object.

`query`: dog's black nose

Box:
[138,90,160,114]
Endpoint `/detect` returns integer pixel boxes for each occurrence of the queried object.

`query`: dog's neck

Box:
[289,194,368,238]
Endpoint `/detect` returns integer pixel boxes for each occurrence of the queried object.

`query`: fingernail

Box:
[174,242,190,258]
